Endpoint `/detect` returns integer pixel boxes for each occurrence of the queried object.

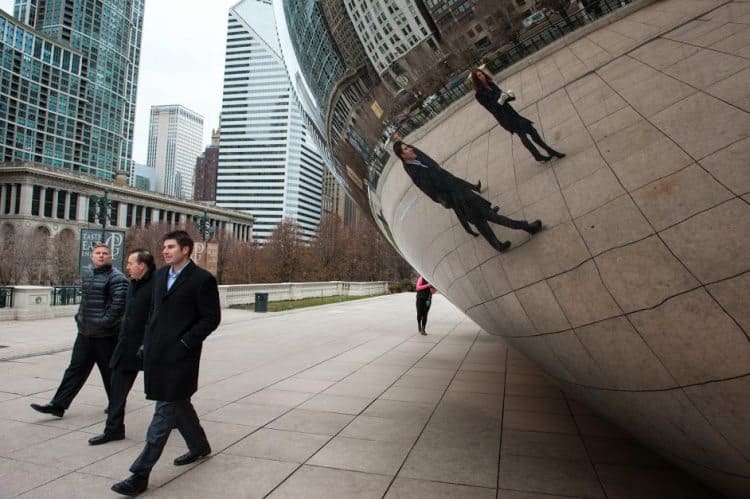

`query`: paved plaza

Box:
[0,294,717,498]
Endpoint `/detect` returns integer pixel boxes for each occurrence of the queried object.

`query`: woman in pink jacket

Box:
[416,276,437,335]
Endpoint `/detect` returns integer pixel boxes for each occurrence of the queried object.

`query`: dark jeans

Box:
[476,212,533,251]
[416,296,431,331]
[103,368,139,435]
[517,125,560,160]
[130,399,209,476]
[50,334,117,410]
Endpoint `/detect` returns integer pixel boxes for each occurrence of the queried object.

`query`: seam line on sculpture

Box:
[471,267,750,340]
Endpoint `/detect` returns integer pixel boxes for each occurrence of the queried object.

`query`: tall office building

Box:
[193,128,219,202]
[216,0,325,242]
[344,0,439,79]
[146,105,204,199]
[0,1,144,179]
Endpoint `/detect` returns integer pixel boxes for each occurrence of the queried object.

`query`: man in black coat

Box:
[394,141,543,252]
[393,141,483,206]
[31,243,128,418]
[88,249,155,446]
[112,230,220,496]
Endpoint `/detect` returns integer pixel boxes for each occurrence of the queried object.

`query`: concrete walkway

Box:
[0,294,716,497]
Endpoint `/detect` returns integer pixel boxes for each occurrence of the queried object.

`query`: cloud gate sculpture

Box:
[281,0,750,495]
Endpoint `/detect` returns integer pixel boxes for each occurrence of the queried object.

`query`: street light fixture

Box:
[194,208,215,241]
[90,189,112,242]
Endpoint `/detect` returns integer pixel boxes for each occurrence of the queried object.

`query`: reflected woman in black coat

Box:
[472,68,565,162]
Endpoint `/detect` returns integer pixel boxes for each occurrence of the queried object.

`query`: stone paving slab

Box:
[0,294,718,498]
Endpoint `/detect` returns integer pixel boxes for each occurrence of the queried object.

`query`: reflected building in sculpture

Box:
[216,0,324,242]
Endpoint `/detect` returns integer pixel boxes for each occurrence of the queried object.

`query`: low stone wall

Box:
[219,281,390,308]
[0,281,391,320]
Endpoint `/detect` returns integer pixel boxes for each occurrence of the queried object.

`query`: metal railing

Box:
[0,287,13,308]
[52,286,82,306]
[394,0,633,140]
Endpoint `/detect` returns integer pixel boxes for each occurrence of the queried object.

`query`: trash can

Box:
[254,292,268,313]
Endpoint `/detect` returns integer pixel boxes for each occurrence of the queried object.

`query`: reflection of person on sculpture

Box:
[394,141,543,252]
[416,276,437,335]
[471,68,565,162]
[394,141,482,204]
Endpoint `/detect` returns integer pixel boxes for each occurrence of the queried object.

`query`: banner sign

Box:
[79,229,126,275]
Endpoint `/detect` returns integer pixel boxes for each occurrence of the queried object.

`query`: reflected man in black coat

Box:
[397,142,483,205]
[394,141,542,252]
[88,249,155,446]
[112,231,220,496]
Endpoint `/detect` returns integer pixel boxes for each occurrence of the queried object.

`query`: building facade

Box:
[146,104,204,199]
[193,128,219,202]
[0,161,253,261]
[343,0,439,83]
[132,162,154,190]
[0,1,144,179]
[216,0,324,242]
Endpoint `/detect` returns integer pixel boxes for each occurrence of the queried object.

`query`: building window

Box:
[56,190,66,218]
[68,192,78,220]
[43,188,53,217]
[31,185,42,216]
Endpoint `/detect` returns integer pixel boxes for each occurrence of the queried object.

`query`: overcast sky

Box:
[0,0,242,164]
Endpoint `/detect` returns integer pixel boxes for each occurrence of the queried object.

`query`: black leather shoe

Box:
[111,474,148,496]
[173,446,211,466]
[30,403,64,418]
[536,155,552,162]
[88,432,125,446]
[526,220,543,234]
[495,241,511,252]
[553,152,566,159]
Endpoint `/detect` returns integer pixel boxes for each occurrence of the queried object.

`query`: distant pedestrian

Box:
[88,249,155,446]
[31,243,128,418]
[471,68,565,162]
[394,141,542,252]
[416,276,437,335]
[112,231,220,497]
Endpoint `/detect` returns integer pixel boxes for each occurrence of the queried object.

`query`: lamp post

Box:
[194,208,214,241]
[90,189,112,242]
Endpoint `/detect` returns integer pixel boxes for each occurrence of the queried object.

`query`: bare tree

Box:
[261,220,309,282]
[50,229,79,284]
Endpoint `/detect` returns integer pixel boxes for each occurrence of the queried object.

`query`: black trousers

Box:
[130,399,209,476]
[517,125,560,160]
[476,213,532,251]
[50,334,117,410]
[416,296,432,331]
[103,368,139,435]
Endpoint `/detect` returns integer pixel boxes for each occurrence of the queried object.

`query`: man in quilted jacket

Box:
[30,243,129,418]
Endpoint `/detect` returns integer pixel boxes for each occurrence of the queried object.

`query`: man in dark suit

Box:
[88,249,155,445]
[393,141,483,206]
[112,231,220,496]
[394,141,542,252]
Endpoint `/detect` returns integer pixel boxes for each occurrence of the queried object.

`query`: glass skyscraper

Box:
[146,104,204,200]
[0,0,144,179]
[216,0,324,242]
